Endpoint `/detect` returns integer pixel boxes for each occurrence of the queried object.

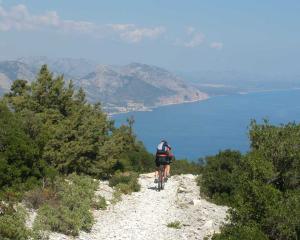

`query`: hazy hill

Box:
[0,58,208,113]
[0,61,36,91]
[178,70,300,96]
[78,63,208,111]
[17,56,97,78]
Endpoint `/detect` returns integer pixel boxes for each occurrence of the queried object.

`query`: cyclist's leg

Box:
[167,155,173,176]
[164,163,168,177]
[165,164,170,177]
[165,155,170,177]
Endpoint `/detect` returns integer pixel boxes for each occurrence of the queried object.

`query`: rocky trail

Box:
[49,173,228,240]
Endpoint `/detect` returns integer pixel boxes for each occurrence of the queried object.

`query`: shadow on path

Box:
[147,186,158,191]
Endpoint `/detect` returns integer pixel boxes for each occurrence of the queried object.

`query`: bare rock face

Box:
[47,174,228,240]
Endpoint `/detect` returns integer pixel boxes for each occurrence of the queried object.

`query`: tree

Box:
[43,102,112,176]
[201,121,300,240]
[0,102,42,188]
[201,150,242,205]
[8,79,30,97]
[1,64,154,189]
[249,120,300,191]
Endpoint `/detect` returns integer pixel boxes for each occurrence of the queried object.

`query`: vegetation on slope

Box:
[109,171,141,195]
[199,120,300,240]
[0,64,154,189]
[171,159,203,175]
[32,174,98,237]
[0,65,154,239]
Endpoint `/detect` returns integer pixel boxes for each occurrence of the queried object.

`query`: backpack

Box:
[156,141,169,155]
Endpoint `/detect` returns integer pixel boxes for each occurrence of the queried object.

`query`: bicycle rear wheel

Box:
[158,165,165,191]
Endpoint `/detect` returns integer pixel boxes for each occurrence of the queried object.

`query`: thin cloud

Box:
[176,27,223,49]
[108,24,135,31]
[210,42,223,50]
[0,4,165,43]
[114,25,165,43]
[0,4,97,33]
[184,32,205,48]
[186,26,196,35]
[174,27,205,48]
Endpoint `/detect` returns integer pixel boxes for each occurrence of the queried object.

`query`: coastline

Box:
[238,87,300,95]
[107,95,210,116]
[108,87,300,116]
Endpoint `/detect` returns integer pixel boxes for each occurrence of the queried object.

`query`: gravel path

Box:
[50,173,228,240]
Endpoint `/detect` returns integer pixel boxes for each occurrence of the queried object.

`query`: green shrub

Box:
[92,195,107,210]
[171,159,203,175]
[262,190,300,240]
[200,121,300,240]
[0,189,23,204]
[0,206,32,240]
[33,174,98,236]
[109,171,137,186]
[111,190,122,204]
[23,187,57,209]
[34,204,93,236]
[115,182,141,195]
[115,183,133,195]
[200,150,242,205]
[249,120,300,191]
[109,171,140,194]
[167,221,181,229]
[0,102,43,191]
[212,224,268,240]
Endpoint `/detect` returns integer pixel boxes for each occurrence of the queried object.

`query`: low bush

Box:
[167,221,181,229]
[111,190,122,204]
[33,174,98,236]
[171,159,203,175]
[109,171,140,194]
[109,171,137,186]
[34,203,94,236]
[200,121,300,240]
[0,188,26,204]
[200,150,242,205]
[23,187,57,209]
[212,224,268,240]
[92,195,107,210]
[0,206,32,240]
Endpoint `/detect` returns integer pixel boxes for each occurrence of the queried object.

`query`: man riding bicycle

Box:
[155,139,174,182]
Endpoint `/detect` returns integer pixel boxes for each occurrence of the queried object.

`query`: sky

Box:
[0,0,300,74]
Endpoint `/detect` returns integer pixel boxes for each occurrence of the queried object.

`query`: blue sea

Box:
[112,89,300,160]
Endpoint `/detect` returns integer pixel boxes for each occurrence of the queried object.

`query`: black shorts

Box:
[155,156,170,167]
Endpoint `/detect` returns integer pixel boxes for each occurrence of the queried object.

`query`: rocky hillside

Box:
[0,57,208,113]
[17,56,97,78]
[79,63,208,112]
[0,60,36,92]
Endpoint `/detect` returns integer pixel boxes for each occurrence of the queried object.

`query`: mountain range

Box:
[0,57,208,113]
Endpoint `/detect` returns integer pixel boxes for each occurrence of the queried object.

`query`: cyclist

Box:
[155,139,172,182]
